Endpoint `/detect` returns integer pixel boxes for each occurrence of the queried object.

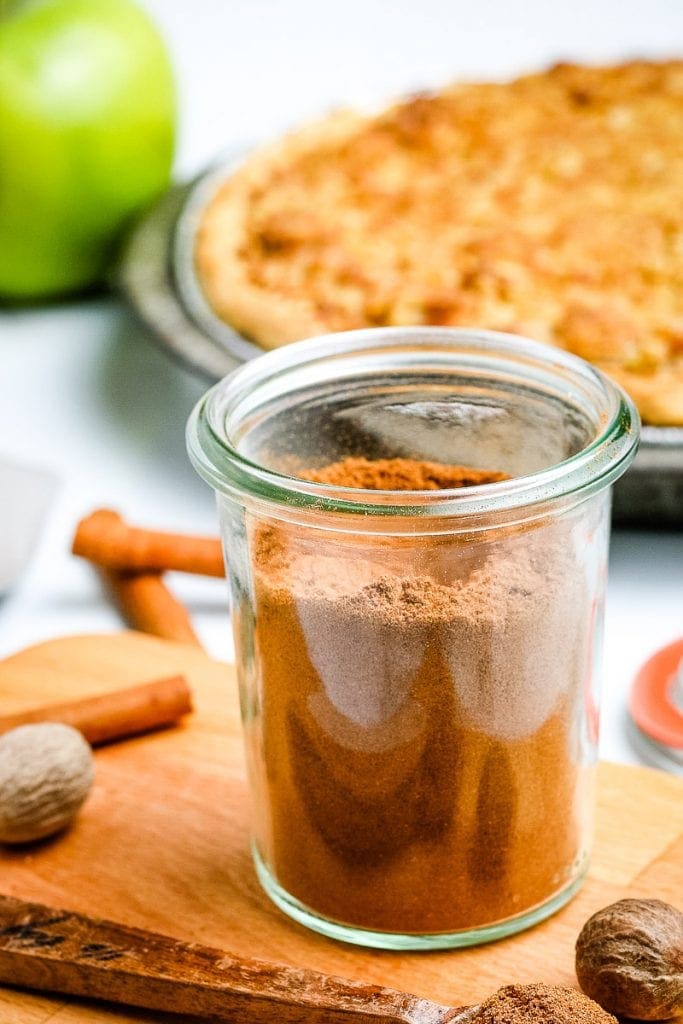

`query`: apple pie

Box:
[195,60,683,425]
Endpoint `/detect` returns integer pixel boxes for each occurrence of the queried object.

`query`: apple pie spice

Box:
[249,457,591,935]
[470,984,617,1024]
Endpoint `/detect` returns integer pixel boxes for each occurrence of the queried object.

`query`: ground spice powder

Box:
[469,984,617,1023]
[248,457,592,935]
[303,456,509,489]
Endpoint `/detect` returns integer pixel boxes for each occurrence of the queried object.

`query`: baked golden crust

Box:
[195,61,683,425]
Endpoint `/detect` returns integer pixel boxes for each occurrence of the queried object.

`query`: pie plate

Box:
[117,159,683,527]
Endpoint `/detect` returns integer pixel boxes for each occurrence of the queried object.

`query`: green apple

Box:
[0,0,175,299]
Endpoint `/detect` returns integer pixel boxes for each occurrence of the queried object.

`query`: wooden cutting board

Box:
[0,631,681,1024]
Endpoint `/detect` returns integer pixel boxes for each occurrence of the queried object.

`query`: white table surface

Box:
[1,0,682,771]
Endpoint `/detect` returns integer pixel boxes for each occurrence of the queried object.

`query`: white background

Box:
[1,0,682,768]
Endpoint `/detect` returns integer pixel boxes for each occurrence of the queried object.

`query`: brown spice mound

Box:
[300,456,509,490]
[471,984,617,1023]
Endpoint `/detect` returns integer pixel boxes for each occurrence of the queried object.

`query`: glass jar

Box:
[187,327,639,950]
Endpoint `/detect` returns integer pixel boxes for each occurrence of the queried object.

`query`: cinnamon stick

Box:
[104,569,203,648]
[73,509,224,577]
[73,510,204,648]
[0,675,193,747]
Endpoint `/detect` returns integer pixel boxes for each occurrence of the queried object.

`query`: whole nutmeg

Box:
[576,898,683,1020]
[0,723,94,843]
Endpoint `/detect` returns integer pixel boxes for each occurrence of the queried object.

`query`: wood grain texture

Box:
[0,632,681,1024]
[0,895,465,1024]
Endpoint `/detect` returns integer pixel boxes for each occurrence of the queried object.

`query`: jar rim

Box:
[187,327,640,521]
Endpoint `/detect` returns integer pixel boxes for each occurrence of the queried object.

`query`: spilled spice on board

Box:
[470,984,617,1023]
[247,456,591,934]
